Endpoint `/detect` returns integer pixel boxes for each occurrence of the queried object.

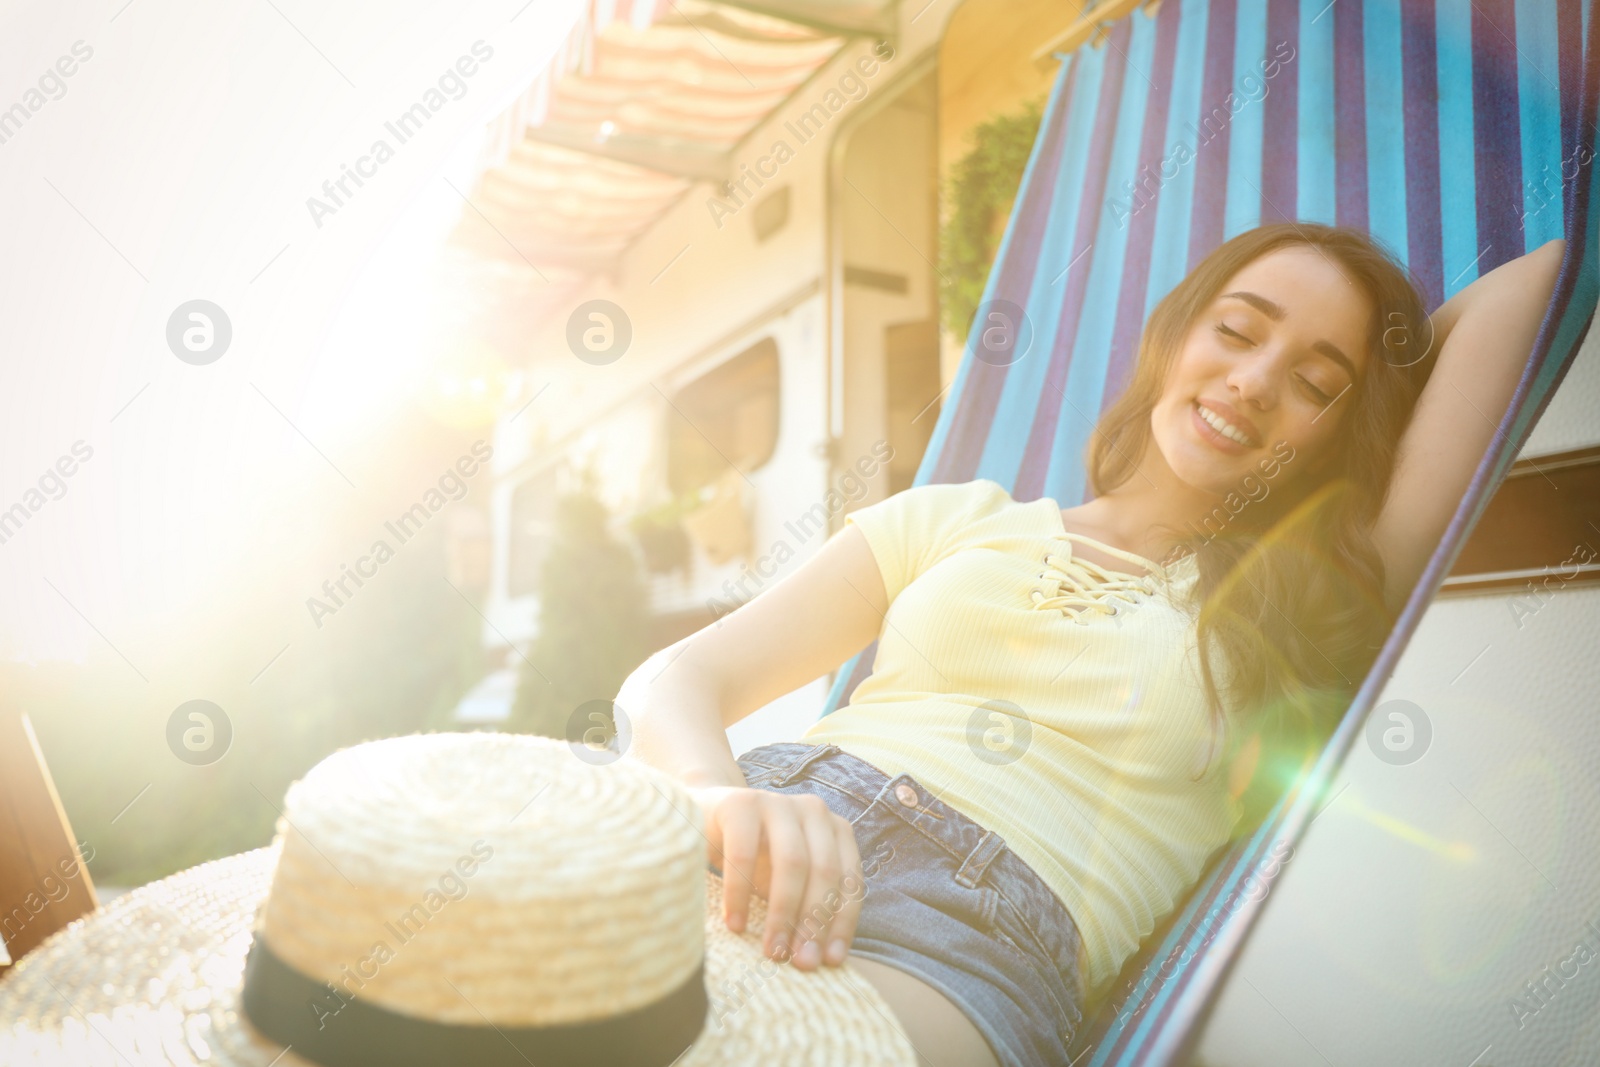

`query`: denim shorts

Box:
[733,742,1084,1067]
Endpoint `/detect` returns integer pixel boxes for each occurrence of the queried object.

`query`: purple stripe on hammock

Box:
[1098,2,1188,416]
[1188,0,1237,267]
[1561,0,1585,177]
[1259,0,1301,223]
[1334,0,1369,231]
[1403,0,1445,306]
[1471,0,1524,263]
[1017,20,1137,497]
[932,59,1079,486]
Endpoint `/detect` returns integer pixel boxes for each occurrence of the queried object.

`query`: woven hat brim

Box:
[0,848,916,1067]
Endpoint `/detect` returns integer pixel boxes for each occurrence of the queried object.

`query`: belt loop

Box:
[954,830,1006,889]
[774,743,839,786]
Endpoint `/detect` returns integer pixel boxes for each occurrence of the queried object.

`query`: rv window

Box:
[667,337,780,497]
[508,469,559,598]
[1443,445,1600,595]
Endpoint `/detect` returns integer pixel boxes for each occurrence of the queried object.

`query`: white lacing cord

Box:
[1030,543,1162,625]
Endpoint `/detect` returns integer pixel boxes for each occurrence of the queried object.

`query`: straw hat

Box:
[0,733,917,1066]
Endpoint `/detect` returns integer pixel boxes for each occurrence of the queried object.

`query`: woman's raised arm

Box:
[1370,237,1566,615]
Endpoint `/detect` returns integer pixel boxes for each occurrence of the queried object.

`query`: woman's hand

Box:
[689,785,865,971]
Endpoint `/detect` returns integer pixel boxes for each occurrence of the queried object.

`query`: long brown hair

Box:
[1088,222,1433,814]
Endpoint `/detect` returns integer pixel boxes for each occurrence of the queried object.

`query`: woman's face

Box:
[1150,245,1373,498]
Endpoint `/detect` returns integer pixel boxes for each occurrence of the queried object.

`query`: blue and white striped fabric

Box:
[821,0,1600,1061]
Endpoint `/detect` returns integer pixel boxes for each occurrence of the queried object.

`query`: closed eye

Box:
[1216,322,1337,404]
[1296,375,1333,404]
[1213,322,1251,345]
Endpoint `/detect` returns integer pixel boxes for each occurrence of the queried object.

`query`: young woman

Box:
[623,223,1566,1067]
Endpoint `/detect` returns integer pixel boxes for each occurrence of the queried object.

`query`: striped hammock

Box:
[820,0,1600,1061]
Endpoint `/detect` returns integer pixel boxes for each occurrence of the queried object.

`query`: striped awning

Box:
[448,0,888,327]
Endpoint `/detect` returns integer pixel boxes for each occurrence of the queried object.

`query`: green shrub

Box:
[938,95,1047,342]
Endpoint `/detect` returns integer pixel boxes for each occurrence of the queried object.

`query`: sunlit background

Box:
[4,2,1600,1063]
[0,0,973,888]
[0,0,599,882]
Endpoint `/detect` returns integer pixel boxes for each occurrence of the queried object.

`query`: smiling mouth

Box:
[1193,401,1259,448]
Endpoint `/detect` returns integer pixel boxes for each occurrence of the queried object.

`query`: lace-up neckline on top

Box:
[1030,518,1175,624]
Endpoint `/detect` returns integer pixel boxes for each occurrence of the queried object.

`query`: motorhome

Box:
[442,0,1075,750]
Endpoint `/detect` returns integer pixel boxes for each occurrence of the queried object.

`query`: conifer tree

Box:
[508,473,650,743]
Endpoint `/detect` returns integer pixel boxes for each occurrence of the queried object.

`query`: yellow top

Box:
[802,478,1240,997]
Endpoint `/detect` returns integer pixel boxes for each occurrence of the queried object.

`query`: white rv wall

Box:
[479,29,945,773]
[484,37,915,645]
[488,36,912,483]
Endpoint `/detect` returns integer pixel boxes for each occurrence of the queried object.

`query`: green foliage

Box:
[507,480,650,741]
[938,95,1047,342]
[628,488,700,574]
[18,516,485,889]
